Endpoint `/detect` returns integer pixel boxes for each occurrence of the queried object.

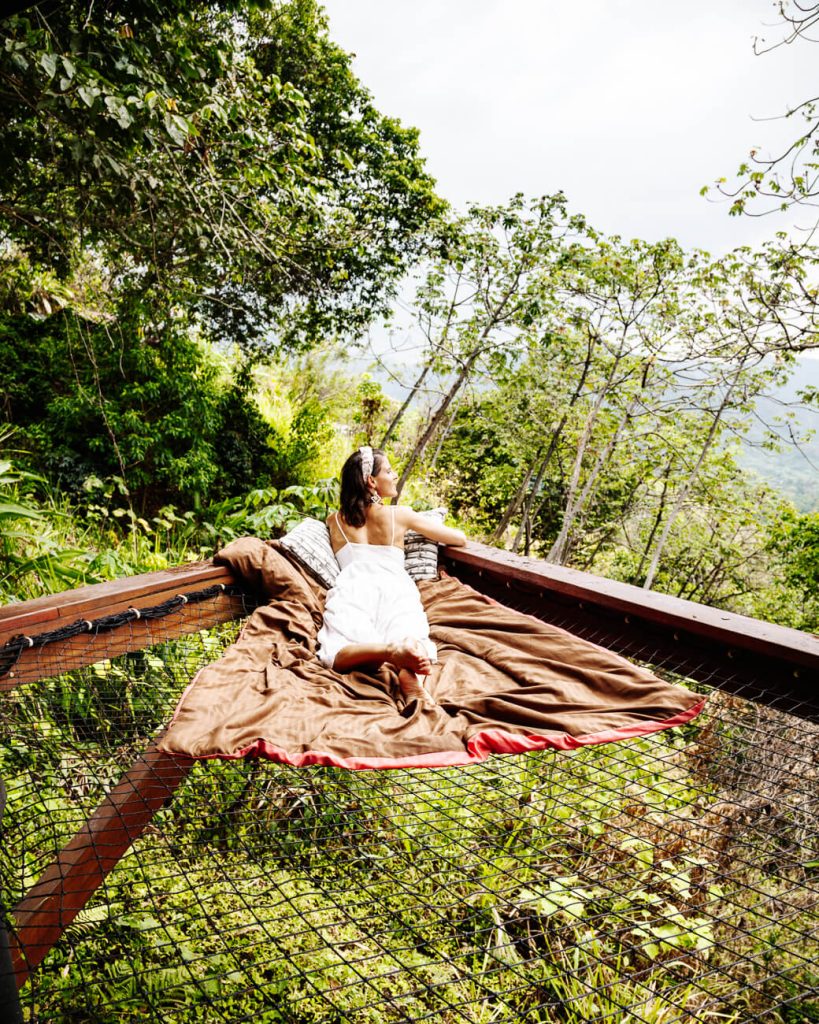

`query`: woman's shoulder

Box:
[390,504,415,525]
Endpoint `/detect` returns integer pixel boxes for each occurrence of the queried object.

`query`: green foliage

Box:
[0,308,349,511]
[1,310,250,505]
[424,224,818,630]
[766,508,819,629]
[0,435,105,599]
[0,0,443,346]
[0,431,339,600]
[3,654,815,1021]
[353,373,393,444]
[0,0,445,523]
[392,194,588,486]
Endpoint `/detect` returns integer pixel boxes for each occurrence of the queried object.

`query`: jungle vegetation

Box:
[0,0,817,628]
[2,5,819,1024]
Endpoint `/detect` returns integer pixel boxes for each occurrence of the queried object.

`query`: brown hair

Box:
[339,448,385,528]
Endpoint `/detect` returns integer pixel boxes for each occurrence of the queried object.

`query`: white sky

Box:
[321,0,817,257]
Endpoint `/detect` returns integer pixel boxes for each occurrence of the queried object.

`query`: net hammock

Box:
[1,542,817,1024]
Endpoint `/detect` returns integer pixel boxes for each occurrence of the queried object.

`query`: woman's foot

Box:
[387,639,432,677]
[398,667,437,708]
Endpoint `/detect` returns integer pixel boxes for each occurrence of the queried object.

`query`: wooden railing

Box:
[0,562,244,687]
[2,539,817,706]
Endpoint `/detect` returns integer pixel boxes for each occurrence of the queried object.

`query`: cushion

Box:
[404,508,446,582]
[279,509,448,588]
[279,518,339,590]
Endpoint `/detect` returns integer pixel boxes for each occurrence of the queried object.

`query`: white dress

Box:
[316,509,437,670]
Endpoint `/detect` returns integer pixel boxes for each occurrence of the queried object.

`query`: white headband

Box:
[359,445,373,479]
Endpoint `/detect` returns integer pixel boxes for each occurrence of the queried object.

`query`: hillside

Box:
[735,355,819,511]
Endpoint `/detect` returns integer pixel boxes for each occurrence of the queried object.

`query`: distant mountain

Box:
[735,356,819,512]
[352,346,819,511]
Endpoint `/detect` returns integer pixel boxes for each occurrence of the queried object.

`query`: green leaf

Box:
[39,52,57,77]
[0,501,44,520]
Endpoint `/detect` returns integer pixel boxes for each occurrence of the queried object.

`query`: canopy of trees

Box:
[1,2,816,636]
[380,198,819,629]
[0,0,443,508]
[0,0,443,343]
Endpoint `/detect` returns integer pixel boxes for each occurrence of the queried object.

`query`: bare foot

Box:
[387,639,431,676]
[398,667,437,708]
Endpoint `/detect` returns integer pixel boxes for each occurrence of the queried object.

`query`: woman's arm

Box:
[401,508,467,547]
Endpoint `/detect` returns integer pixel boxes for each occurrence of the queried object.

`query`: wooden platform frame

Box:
[1,540,818,989]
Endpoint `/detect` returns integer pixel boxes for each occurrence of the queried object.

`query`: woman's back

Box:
[329,505,403,555]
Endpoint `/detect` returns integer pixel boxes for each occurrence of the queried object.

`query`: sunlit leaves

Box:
[0,1,441,346]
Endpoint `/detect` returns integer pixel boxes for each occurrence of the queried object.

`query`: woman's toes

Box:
[398,669,437,708]
[402,638,431,674]
[387,640,431,675]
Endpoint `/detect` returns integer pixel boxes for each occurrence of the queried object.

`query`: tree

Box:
[707,1,819,237]
[432,227,819,619]
[385,194,587,494]
[766,507,819,629]
[0,0,446,506]
[0,0,443,346]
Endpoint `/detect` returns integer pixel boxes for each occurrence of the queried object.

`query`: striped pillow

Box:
[279,518,339,590]
[404,508,446,582]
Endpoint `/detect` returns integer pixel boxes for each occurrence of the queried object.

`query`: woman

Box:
[317,446,467,707]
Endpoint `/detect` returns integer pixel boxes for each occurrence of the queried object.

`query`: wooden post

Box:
[9,744,193,987]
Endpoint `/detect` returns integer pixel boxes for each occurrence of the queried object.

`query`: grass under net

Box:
[1,601,817,1023]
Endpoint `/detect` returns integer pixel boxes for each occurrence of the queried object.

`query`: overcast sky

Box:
[322,0,816,257]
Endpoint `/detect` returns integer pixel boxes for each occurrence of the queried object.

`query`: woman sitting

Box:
[317,446,467,707]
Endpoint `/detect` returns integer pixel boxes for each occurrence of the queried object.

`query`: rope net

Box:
[1,587,817,1023]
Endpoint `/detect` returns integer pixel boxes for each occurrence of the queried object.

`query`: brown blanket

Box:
[159,538,705,769]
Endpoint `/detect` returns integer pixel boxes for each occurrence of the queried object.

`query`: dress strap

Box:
[390,505,396,546]
[334,512,351,545]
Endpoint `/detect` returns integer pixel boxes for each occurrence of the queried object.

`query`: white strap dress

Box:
[316,509,438,670]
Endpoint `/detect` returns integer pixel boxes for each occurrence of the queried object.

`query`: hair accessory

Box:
[358,445,373,479]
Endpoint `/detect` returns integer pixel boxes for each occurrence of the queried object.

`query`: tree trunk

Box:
[546,372,618,563]
[511,427,564,553]
[429,396,462,469]
[642,372,742,590]
[548,392,640,564]
[395,351,479,496]
[491,452,541,544]
[380,359,432,448]
[396,270,526,496]
[634,468,672,582]
[547,350,651,565]
[509,336,597,552]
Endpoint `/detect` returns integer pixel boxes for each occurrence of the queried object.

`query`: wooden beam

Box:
[0,565,247,689]
[9,745,193,988]
[0,562,237,640]
[1,591,248,689]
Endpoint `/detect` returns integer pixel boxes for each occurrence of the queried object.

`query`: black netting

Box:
[1,587,817,1023]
